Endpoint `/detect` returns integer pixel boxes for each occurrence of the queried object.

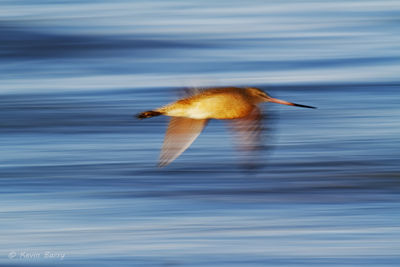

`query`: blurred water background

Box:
[1,0,400,266]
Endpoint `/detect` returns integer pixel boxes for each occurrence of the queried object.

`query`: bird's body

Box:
[158,87,256,120]
[137,87,315,167]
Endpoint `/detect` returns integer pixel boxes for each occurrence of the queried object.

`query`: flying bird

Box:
[137,87,316,167]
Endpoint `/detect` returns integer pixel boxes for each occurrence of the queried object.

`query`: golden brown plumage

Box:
[137,87,315,167]
[157,87,255,119]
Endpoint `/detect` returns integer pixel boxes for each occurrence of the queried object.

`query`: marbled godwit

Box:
[137,87,316,167]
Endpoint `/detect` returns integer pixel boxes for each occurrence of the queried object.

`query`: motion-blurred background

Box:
[1,1,400,266]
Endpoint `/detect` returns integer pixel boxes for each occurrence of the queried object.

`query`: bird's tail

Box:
[136,110,162,119]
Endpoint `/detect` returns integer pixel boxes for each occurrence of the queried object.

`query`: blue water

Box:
[1,1,400,266]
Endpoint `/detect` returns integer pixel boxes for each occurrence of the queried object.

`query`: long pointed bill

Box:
[269,97,316,109]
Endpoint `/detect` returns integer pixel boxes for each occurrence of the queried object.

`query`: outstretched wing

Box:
[159,117,208,167]
[229,107,263,153]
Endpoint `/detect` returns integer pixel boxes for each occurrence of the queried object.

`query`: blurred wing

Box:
[229,107,263,152]
[182,87,202,97]
[159,117,208,167]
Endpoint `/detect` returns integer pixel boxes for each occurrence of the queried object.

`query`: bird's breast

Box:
[183,93,255,119]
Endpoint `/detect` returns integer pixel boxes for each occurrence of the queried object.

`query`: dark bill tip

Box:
[268,97,316,109]
[292,103,317,109]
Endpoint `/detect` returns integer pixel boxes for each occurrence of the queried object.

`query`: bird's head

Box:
[245,87,316,109]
